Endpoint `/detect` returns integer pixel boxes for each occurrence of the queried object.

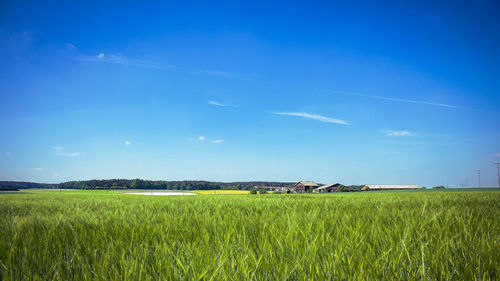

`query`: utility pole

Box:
[466,177,468,188]
[477,170,481,188]
[495,162,500,188]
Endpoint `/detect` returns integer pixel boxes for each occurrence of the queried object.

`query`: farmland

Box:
[0,190,499,280]
[191,190,250,195]
[116,189,250,195]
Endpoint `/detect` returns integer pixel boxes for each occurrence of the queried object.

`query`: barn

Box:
[294,181,319,192]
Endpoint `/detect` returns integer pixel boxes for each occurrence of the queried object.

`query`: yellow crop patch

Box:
[192,190,249,195]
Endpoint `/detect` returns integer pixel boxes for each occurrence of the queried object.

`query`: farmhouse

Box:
[294,181,319,192]
[313,183,342,193]
[362,184,423,191]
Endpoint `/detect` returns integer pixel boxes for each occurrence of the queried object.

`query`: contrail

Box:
[270,111,349,125]
[331,90,461,109]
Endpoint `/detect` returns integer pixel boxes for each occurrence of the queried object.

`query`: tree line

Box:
[0,181,57,189]
[56,179,294,190]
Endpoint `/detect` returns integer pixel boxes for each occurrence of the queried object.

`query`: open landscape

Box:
[1,189,499,280]
[2,1,500,280]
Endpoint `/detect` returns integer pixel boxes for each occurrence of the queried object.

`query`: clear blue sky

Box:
[1,0,499,187]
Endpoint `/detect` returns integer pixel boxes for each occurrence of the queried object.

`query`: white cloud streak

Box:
[49,146,82,157]
[65,43,76,49]
[270,112,349,125]
[76,53,162,68]
[198,136,205,141]
[51,146,65,151]
[125,141,131,145]
[56,152,82,157]
[211,139,224,143]
[490,153,500,158]
[331,90,461,109]
[207,101,235,107]
[381,130,411,137]
[192,69,237,78]
[75,52,238,79]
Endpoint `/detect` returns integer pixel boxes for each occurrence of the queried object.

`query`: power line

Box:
[495,162,500,188]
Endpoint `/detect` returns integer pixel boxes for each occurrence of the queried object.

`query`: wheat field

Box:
[0,190,498,280]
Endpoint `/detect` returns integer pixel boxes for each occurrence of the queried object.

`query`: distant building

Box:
[263,186,292,191]
[313,183,342,193]
[362,185,423,191]
[294,181,319,192]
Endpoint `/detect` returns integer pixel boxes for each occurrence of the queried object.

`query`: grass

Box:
[0,190,498,280]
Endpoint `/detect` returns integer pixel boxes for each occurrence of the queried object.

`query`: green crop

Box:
[0,190,498,280]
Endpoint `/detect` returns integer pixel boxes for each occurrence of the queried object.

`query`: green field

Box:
[1,190,499,280]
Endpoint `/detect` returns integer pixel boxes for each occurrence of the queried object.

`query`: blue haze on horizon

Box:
[0,0,499,187]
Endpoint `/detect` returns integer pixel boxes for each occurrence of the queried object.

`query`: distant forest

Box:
[1,180,295,190]
[0,181,57,189]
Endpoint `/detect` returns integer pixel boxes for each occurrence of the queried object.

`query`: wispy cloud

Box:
[51,146,65,151]
[76,53,162,68]
[65,43,76,49]
[125,141,131,145]
[381,130,411,137]
[56,152,82,157]
[208,100,235,107]
[75,52,239,79]
[31,167,43,171]
[190,136,223,143]
[270,112,349,125]
[192,69,237,78]
[49,146,82,157]
[490,153,500,158]
[331,90,461,109]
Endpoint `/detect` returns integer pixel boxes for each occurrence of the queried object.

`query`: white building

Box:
[362,185,423,190]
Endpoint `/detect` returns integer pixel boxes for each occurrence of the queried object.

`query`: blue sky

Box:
[0,0,499,186]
